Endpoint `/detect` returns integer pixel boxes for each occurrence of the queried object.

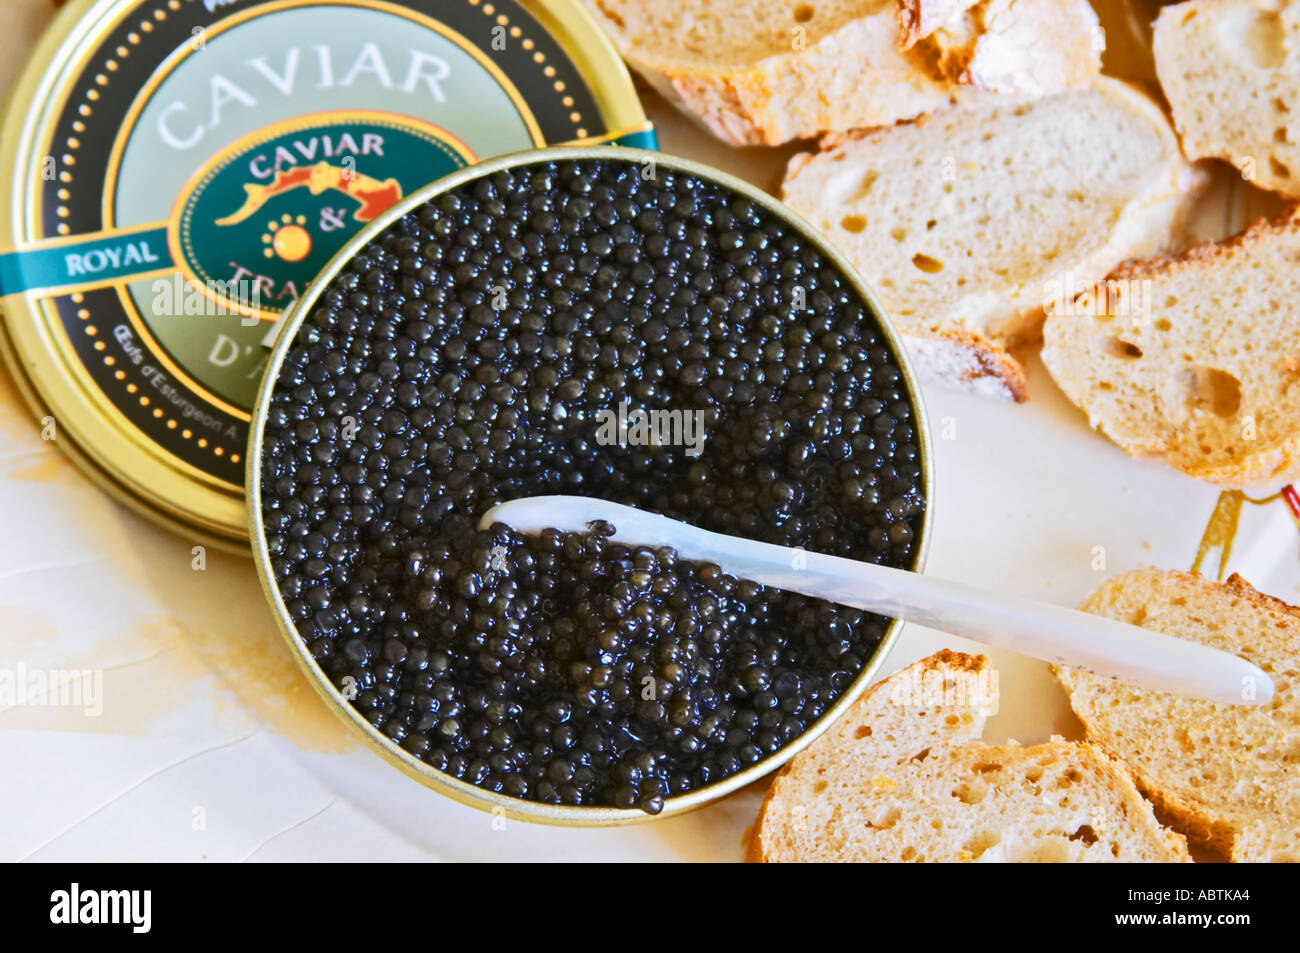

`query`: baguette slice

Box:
[782,77,1205,400]
[1154,0,1300,198]
[582,0,1100,146]
[1055,569,1300,863]
[1041,213,1300,488]
[750,650,1190,862]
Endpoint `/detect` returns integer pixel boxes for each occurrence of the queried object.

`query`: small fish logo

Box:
[217,161,403,227]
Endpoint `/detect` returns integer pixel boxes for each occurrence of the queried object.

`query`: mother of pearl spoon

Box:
[481,496,1273,706]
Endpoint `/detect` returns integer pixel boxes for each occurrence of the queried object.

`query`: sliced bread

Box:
[582,0,1101,146]
[1055,569,1300,863]
[1154,0,1300,198]
[782,77,1205,400]
[750,650,1191,862]
[1041,212,1300,488]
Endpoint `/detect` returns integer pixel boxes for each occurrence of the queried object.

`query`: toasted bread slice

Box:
[1056,569,1300,862]
[782,77,1205,400]
[750,650,1190,862]
[582,0,1100,146]
[1154,0,1300,198]
[1041,213,1300,488]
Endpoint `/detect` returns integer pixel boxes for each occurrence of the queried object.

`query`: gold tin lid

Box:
[0,0,653,549]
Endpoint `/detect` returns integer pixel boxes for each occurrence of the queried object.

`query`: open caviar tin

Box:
[0,0,653,552]
[246,145,935,825]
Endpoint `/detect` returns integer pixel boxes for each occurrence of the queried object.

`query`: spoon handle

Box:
[810,553,1264,704]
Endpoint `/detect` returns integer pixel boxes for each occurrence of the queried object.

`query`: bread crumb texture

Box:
[784,77,1202,400]
[1042,212,1300,488]
[1155,0,1300,198]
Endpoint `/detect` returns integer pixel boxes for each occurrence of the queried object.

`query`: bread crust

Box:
[905,327,1030,402]
[1097,207,1300,284]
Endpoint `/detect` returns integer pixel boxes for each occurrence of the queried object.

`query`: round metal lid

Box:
[0,0,654,549]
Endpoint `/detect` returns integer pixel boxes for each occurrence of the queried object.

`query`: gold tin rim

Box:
[523,0,655,146]
[247,145,935,827]
[0,0,652,551]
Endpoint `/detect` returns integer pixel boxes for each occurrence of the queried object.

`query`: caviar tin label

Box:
[0,0,654,544]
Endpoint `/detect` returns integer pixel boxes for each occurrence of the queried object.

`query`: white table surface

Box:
[1,0,1296,862]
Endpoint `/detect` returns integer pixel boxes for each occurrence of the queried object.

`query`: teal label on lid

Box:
[172,111,474,321]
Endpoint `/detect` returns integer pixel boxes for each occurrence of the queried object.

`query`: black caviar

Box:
[260,157,925,813]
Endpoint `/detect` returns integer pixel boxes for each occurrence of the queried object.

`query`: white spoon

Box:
[480,496,1274,706]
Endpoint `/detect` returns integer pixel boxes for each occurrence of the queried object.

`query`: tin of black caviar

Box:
[0,0,654,550]
[248,146,934,825]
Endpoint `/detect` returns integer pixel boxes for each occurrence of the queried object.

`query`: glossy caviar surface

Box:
[260,157,926,812]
